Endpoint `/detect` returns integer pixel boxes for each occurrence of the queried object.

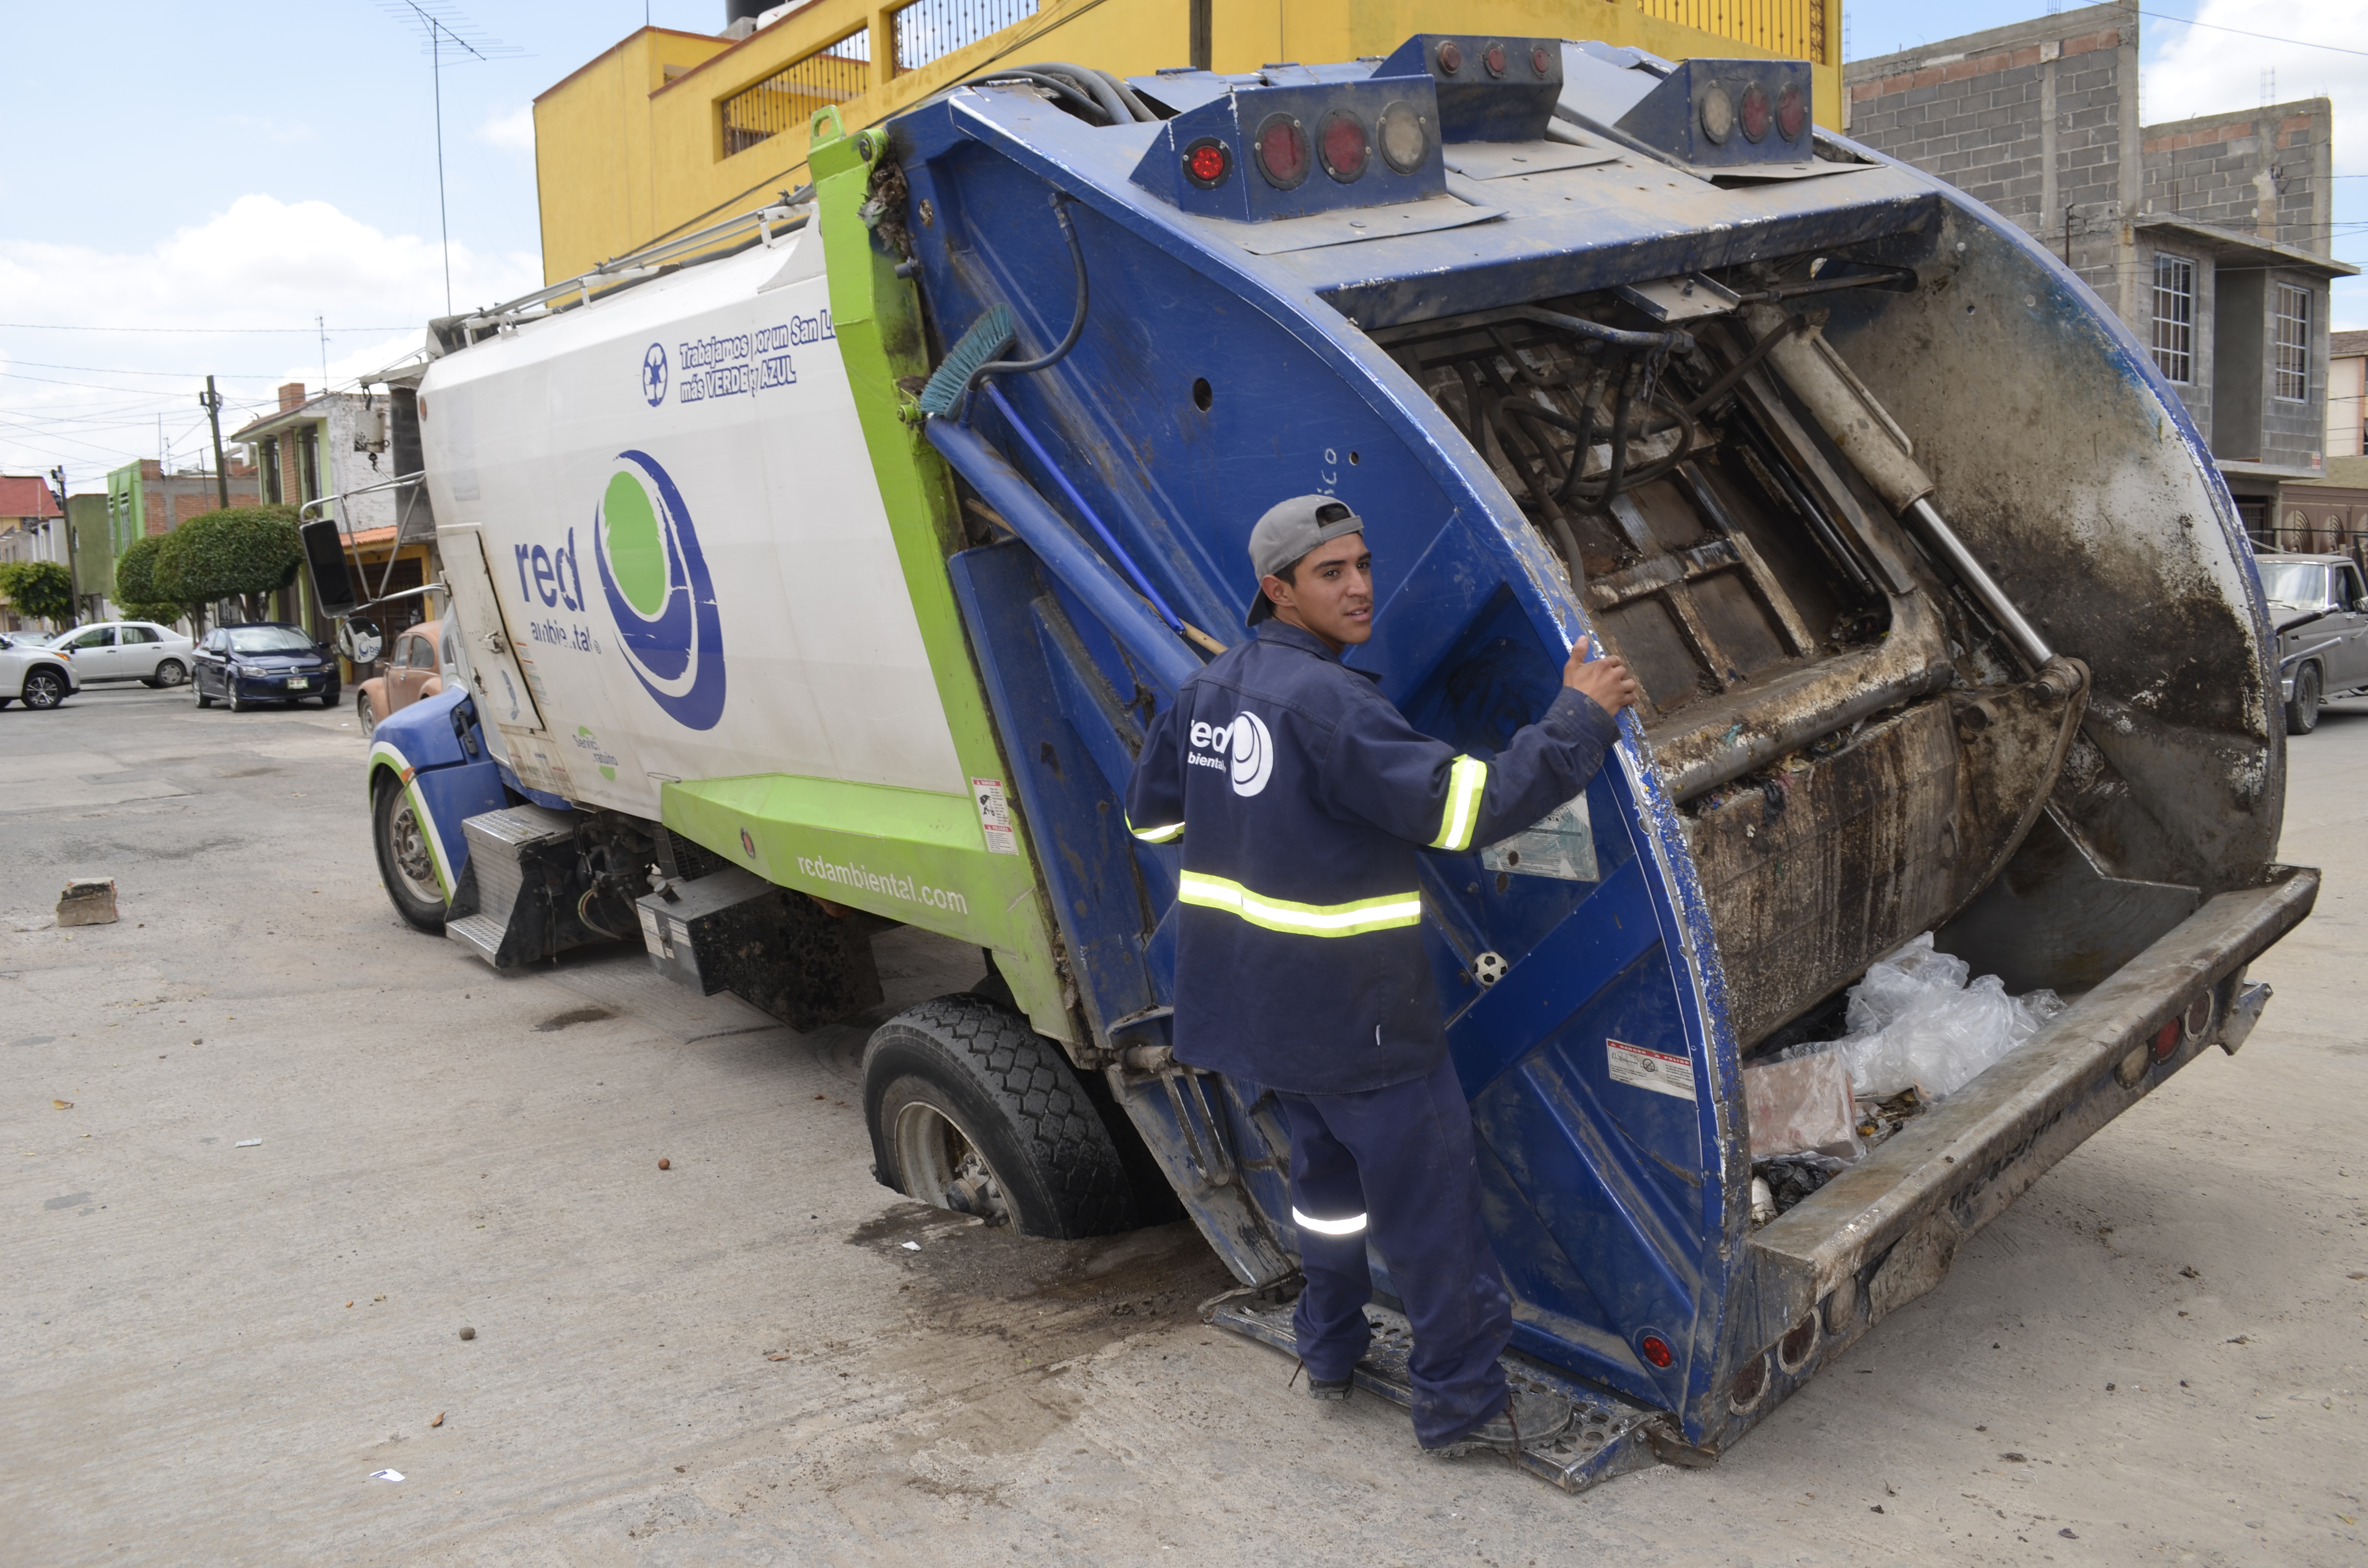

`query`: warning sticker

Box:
[972,776,1019,855]
[636,903,667,958]
[1606,1037,1696,1101]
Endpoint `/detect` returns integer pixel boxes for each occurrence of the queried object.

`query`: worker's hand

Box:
[1564,636,1642,714]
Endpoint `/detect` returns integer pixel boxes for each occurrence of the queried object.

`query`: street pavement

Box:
[4,682,2363,1566]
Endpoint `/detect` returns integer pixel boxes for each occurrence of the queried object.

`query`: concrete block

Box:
[57,879,118,927]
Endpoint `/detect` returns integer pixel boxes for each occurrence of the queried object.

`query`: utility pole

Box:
[50,464,79,620]
[198,377,232,510]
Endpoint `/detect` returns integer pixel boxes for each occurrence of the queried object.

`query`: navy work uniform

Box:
[1123,601,1620,1448]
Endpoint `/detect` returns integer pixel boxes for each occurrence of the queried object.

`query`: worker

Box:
[1124,495,1641,1457]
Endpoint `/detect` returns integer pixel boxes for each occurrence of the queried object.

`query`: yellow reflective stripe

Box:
[1431,754,1489,852]
[1127,815,1185,844]
[1176,870,1422,937]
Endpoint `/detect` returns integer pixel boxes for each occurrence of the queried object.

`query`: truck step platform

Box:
[1210,1299,1665,1493]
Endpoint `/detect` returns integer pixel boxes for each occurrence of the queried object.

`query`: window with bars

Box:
[892,0,1037,71]
[2150,252,2195,384]
[2275,283,2312,403]
[720,28,871,158]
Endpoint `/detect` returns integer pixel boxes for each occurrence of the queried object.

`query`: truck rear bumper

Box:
[1713,864,2318,1447]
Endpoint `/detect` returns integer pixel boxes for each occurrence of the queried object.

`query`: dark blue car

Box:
[193,622,341,712]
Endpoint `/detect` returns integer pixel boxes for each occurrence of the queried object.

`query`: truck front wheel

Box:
[372,775,447,933]
[863,997,1136,1239]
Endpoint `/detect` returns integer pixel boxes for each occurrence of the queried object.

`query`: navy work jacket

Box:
[1123,620,1621,1095]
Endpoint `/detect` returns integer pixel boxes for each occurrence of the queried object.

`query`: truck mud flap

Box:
[1211,1298,1665,1493]
[1735,865,2317,1385]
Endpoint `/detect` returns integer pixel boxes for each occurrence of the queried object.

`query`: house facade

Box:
[1842,3,2356,536]
[0,474,66,631]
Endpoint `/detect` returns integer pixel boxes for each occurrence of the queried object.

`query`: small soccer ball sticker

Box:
[1472,951,1508,989]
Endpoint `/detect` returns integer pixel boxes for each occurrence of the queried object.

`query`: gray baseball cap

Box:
[1246,494,1365,626]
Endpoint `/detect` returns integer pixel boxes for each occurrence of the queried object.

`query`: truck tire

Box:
[2286,663,2321,736]
[372,774,447,934]
[863,997,1136,1239]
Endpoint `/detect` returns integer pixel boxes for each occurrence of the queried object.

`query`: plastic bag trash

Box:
[1799,933,2066,1103]
[370,1469,404,1483]
[1743,1051,1863,1160]
[900,1240,921,1251]
[234,1139,262,1148]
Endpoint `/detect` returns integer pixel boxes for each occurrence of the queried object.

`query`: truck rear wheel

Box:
[373,774,447,934]
[863,997,1136,1239]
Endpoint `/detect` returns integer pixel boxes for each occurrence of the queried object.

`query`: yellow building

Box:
[534,0,1842,285]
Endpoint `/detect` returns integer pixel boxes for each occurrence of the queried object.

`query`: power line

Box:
[2139,9,2368,61]
[0,322,416,334]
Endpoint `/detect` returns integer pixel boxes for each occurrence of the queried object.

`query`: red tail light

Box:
[1482,41,1507,78]
[1777,82,1808,142]
[1641,1333,1675,1368]
[1318,110,1370,183]
[1531,44,1554,78]
[1435,39,1464,75]
[1183,137,1232,189]
[1739,82,1772,143]
[1254,113,1310,189]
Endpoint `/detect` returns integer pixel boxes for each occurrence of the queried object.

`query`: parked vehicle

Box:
[354,619,454,734]
[354,34,2314,1488]
[0,637,78,710]
[2255,552,2368,735]
[193,623,341,711]
[47,621,196,688]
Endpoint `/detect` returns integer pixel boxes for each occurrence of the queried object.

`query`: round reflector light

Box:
[1739,82,1772,143]
[1378,100,1429,174]
[1182,137,1232,190]
[2152,1017,2181,1061]
[1531,44,1554,78]
[1699,84,1735,145]
[1641,1333,1676,1369]
[1254,112,1310,190]
[1435,39,1464,75]
[1318,110,1371,183]
[1483,41,1507,78]
[1777,81,1808,142]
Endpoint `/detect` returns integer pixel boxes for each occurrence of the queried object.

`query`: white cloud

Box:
[0,194,540,474]
[479,105,536,154]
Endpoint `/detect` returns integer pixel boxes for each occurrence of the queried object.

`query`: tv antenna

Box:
[374,1,524,315]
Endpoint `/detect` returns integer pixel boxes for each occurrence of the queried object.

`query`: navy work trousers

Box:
[1273,1055,1513,1449]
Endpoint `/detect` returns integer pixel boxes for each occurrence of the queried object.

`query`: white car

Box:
[46,621,197,688]
[0,636,79,710]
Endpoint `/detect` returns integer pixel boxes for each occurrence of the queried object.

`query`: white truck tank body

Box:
[417,232,964,816]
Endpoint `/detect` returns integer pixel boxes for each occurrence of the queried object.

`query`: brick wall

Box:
[1844,5,2141,304]
[2141,100,2333,255]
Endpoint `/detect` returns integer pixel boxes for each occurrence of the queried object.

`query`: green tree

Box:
[153,505,303,625]
[114,534,196,631]
[0,559,75,627]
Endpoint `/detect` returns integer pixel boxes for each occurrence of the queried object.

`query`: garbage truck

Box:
[353,34,2317,1490]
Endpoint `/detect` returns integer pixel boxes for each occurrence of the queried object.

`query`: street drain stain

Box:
[535,1007,615,1031]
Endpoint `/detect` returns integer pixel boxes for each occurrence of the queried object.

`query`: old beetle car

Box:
[193,623,342,712]
[354,618,454,734]
[2255,552,2368,735]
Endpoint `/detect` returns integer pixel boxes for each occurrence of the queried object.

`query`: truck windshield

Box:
[2258,562,2327,608]
[224,626,318,654]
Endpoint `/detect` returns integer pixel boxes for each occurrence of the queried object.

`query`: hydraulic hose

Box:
[971,194,1088,394]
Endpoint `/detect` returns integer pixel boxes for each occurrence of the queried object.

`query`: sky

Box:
[0,0,2360,484]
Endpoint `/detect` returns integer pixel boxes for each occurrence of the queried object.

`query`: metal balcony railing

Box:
[1635,0,1830,65]
[722,27,873,157]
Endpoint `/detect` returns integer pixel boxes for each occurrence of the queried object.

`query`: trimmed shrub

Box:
[0,559,76,626]
[153,505,303,624]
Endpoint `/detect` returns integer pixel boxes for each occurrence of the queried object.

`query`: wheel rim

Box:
[358,697,376,731]
[891,1100,1012,1225]
[25,674,61,708]
[2300,670,2320,727]
[385,796,441,904]
[157,661,185,686]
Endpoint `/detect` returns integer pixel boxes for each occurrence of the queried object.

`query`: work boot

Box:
[1293,1360,1354,1401]
[1423,1386,1575,1456]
